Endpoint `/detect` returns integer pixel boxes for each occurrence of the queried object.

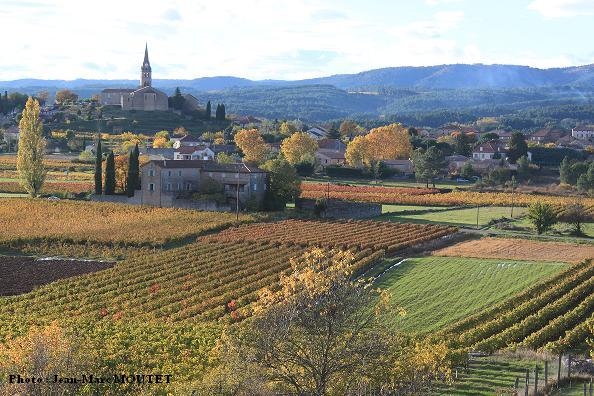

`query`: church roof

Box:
[142,43,151,71]
[131,86,166,96]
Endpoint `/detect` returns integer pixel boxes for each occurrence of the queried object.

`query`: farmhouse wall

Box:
[296,198,382,219]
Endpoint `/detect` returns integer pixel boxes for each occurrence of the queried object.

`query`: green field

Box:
[379,205,526,227]
[374,256,566,333]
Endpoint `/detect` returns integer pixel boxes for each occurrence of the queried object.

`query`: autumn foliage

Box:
[345,123,412,167]
[234,129,269,164]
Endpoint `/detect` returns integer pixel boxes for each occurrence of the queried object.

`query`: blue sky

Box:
[2,0,594,80]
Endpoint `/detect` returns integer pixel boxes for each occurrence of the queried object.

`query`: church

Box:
[100,45,169,111]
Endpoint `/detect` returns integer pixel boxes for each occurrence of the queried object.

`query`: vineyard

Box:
[434,237,594,264]
[0,198,251,247]
[437,258,594,354]
[201,219,457,253]
[301,183,594,214]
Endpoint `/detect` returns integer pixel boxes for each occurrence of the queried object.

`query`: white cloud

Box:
[425,0,464,5]
[527,0,594,18]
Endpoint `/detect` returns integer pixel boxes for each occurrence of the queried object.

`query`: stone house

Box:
[140,160,267,208]
[383,159,414,174]
[172,135,205,148]
[529,128,565,144]
[316,149,346,167]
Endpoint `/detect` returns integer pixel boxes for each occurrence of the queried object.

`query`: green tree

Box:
[216,152,235,164]
[516,155,530,180]
[261,158,300,211]
[507,132,528,164]
[559,156,571,184]
[54,89,78,105]
[104,151,116,195]
[460,162,474,179]
[453,133,471,157]
[125,144,140,197]
[171,87,185,110]
[94,137,102,195]
[412,146,445,188]
[16,97,46,197]
[205,100,211,120]
[527,202,557,235]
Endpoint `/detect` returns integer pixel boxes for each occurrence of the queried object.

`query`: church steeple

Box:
[140,43,152,87]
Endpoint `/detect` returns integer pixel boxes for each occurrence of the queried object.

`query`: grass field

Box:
[379,205,526,227]
[374,256,566,333]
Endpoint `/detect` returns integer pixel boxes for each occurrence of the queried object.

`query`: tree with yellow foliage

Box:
[346,123,411,170]
[234,129,269,164]
[17,97,46,197]
[280,132,318,165]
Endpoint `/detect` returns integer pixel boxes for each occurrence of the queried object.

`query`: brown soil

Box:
[433,237,594,263]
[0,255,113,296]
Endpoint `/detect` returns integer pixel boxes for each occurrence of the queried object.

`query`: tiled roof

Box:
[142,160,266,173]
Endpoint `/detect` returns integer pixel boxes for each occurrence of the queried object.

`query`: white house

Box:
[174,146,215,160]
[571,126,594,140]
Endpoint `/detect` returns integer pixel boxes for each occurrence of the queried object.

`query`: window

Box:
[253,184,257,191]
[168,171,171,177]
[186,183,191,190]
[178,171,182,176]
[148,169,155,177]
[166,183,172,191]
[221,173,226,178]
[177,183,182,190]
[149,183,155,191]
[235,173,239,178]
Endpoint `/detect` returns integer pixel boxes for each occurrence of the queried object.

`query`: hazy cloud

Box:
[527,0,594,18]
[425,0,464,5]
[163,8,182,21]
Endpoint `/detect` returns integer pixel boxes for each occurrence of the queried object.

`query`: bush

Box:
[326,166,364,178]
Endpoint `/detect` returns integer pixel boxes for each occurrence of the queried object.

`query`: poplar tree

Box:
[94,136,102,194]
[17,97,46,197]
[104,151,115,195]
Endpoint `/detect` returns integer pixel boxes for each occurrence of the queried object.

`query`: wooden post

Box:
[534,365,538,395]
[558,354,562,388]
[514,377,519,390]
[589,378,593,396]
[584,382,587,396]
[525,369,530,396]
[568,355,572,386]
[544,360,548,387]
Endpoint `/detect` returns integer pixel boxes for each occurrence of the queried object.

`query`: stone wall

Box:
[90,194,231,212]
[296,198,381,219]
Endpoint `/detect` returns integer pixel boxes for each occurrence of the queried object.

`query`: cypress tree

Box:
[94,136,102,194]
[104,151,115,195]
[215,104,221,120]
[220,104,226,120]
[133,143,141,190]
[559,156,571,185]
[126,145,139,197]
[205,101,211,120]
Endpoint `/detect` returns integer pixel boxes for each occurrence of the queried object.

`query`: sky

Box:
[2,0,594,81]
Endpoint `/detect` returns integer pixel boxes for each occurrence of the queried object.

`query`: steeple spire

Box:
[140,43,152,87]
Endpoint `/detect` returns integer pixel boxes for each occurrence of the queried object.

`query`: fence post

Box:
[589,378,593,396]
[534,365,539,395]
[558,354,562,389]
[514,377,519,390]
[568,355,572,386]
[585,382,588,396]
[525,369,530,396]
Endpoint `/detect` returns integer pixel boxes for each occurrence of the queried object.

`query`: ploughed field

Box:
[0,255,113,295]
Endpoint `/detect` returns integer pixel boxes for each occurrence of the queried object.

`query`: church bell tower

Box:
[140,43,152,87]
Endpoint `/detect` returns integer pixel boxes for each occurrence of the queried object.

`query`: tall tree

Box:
[54,89,78,104]
[234,129,269,164]
[104,151,116,195]
[345,123,412,170]
[559,156,571,185]
[261,158,301,211]
[125,144,139,197]
[171,87,185,110]
[412,146,445,188]
[205,100,211,120]
[94,136,102,195]
[507,132,528,164]
[17,97,46,197]
[280,132,318,165]
[133,143,141,190]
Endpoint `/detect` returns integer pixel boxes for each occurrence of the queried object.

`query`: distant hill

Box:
[3,64,594,124]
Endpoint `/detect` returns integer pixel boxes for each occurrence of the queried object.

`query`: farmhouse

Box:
[306,126,330,140]
[173,146,215,160]
[140,160,267,208]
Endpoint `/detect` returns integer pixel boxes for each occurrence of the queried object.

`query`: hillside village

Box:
[1,43,594,396]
